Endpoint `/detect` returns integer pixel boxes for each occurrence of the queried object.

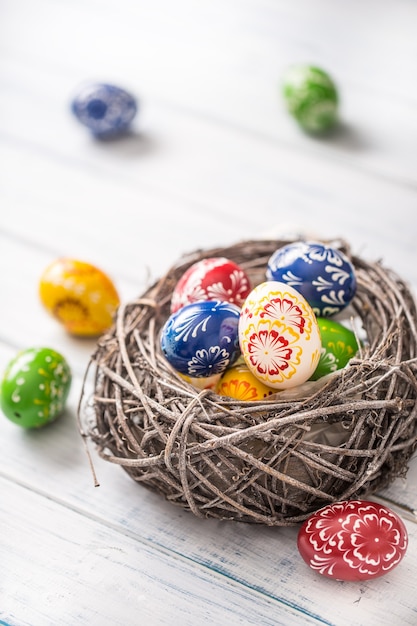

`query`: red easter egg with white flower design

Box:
[170,257,251,313]
[297,500,408,581]
[239,281,321,390]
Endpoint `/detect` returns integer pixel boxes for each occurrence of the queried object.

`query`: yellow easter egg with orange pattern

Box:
[39,258,120,336]
[216,363,276,401]
[179,372,221,390]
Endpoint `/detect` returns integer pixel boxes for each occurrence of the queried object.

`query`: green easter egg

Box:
[282,65,339,133]
[0,347,72,428]
[311,318,359,381]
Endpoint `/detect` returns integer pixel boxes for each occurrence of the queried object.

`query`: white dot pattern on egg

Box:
[239,281,321,389]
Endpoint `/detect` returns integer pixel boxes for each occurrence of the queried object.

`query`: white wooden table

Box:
[1,1,417,624]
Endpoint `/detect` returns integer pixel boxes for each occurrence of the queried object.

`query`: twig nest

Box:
[79,239,417,526]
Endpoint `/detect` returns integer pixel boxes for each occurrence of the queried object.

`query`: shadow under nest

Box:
[79,239,417,526]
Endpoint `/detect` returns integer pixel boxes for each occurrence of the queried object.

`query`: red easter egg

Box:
[170,257,251,313]
[297,500,408,581]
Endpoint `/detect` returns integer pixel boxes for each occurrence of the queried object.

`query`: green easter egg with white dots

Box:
[282,65,339,133]
[310,318,360,381]
[0,347,72,428]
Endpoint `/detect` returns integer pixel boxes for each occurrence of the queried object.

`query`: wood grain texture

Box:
[1,0,417,624]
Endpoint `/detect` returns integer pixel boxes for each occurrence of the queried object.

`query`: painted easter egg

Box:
[266,241,357,316]
[216,363,276,401]
[39,258,120,337]
[310,318,360,380]
[0,347,72,428]
[282,65,339,133]
[71,82,138,137]
[297,500,408,581]
[239,281,321,390]
[170,257,251,314]
[160,300,241,378]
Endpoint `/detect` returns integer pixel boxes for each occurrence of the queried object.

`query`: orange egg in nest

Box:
[216,362,276,401]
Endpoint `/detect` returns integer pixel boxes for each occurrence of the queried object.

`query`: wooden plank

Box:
[1,102,417,289]
[2,0,417,186]
[1,477,328,626]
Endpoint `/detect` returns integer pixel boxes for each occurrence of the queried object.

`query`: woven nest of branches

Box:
[79,239,417,526]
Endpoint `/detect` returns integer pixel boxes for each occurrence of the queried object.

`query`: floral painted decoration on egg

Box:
[71,82,138,137]
[39,258,120,337]
[160,300,241,378]
[216,363,276,401]
[310,318,360,380]
[239,281,321,390]
[282,65,339,133]
[266,241,357,316]
[0,347,72,429]
[297,500,408,581]
[170,257,251,314]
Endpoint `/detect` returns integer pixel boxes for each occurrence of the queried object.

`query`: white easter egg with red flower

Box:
[239,281,321,390]
[171,257,251,313]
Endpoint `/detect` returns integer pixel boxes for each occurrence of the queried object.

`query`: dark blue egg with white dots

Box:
[71,83,138,137]
[266,241,357,317]
[160,300,241,378]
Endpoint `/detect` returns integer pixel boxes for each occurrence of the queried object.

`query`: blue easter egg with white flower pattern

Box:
[266,241,357,316]
[71,83,137,137]
[160,300,241,378]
